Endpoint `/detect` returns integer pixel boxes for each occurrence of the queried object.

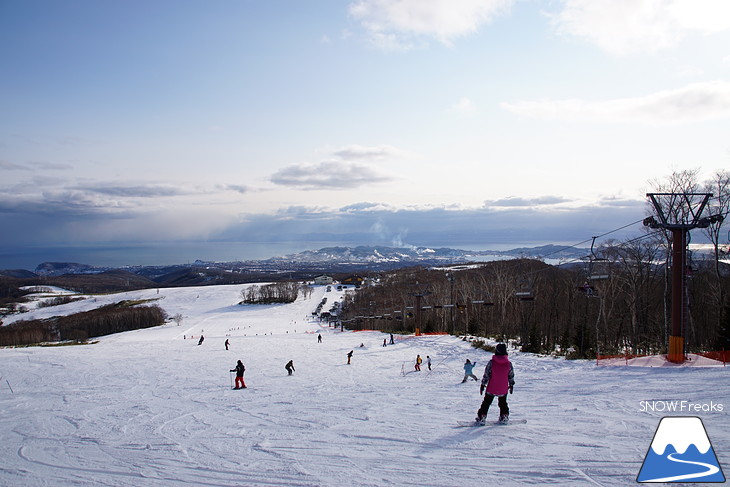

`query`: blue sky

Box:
[2,0,730,266]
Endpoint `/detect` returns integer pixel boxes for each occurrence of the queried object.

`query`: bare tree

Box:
[702,169,730,336]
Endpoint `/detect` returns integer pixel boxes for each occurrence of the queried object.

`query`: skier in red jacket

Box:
[475,343,515,424]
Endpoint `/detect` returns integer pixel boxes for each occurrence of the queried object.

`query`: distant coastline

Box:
[0,244,592,280]
[0,240,570,271]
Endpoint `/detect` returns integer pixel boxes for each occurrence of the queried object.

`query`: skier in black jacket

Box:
[230,360,246,389]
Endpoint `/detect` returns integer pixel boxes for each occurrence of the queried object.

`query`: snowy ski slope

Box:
[1,283,728,486]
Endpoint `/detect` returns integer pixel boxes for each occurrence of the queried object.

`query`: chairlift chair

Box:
[587,236,610,282]
[515,291,534,301]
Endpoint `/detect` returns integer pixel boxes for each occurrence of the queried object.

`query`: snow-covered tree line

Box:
[0,303,167,346]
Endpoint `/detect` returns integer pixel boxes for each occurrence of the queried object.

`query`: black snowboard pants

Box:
[477,393,509,419]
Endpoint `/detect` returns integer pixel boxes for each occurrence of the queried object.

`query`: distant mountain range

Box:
[271,244,587,264]
[0,244,590,280]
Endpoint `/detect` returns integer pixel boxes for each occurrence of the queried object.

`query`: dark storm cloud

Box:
[0,192,93,215]
[0,183,189,217]
[76,184,190,198]
[75,182,252,199]
[0,175,648,265]
[0,180,249,226]
[225,184,249,194]
[217,200,648,249]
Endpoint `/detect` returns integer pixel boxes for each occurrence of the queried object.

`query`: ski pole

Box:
[229,371,233,389]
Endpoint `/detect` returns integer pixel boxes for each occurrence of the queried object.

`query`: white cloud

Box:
[349,0,515,49]
[269,145,409,190]
[340,201,396,212]
[501,81,730,124]
[553,0,730,55]
[0,159,72,171]
[484,195,573,208]
[0,160,28,171]
[673,65,705,79]
[332,144,413,161]
[270,160,394,190]
[667,0,730,33]
[448,97,477,114]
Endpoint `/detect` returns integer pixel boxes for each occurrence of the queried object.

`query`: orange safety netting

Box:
[596,353,649,365]
[596,350,727,366]
[695,350,729,364]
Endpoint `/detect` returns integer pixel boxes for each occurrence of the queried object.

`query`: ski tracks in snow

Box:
[2,284,728,486]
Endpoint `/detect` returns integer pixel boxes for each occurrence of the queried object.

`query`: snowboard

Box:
[457,418,527,427]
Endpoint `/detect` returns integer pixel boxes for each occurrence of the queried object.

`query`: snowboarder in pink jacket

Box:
[475,343,514,424]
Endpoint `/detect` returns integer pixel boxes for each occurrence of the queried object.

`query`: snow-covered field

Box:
[1,283,728,486]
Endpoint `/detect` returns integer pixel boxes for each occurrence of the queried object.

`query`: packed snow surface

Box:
[1,284,728,486]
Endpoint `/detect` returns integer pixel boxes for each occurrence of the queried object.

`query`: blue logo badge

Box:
[637,416,725,483]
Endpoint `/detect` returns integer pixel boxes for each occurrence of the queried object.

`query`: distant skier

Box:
[427,355,432,371]
[475,343,515,424]
[318,334,322,343]
[230,360,246,389]
[383,338,387,347]
[198,335,204,346]
[390,333,394,345]
[347,350,353,364]
[415,354,422,371]
[462,359,478,383]
[285,360,295,376]
[224,339,230,350]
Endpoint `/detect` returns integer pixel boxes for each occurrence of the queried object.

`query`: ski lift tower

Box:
[408,290,432,337]
[644,192,722,363]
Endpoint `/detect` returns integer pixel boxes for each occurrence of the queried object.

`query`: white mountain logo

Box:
[637,416,725,483]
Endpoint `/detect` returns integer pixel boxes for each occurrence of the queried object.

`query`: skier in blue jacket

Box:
[462,359,478,383]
